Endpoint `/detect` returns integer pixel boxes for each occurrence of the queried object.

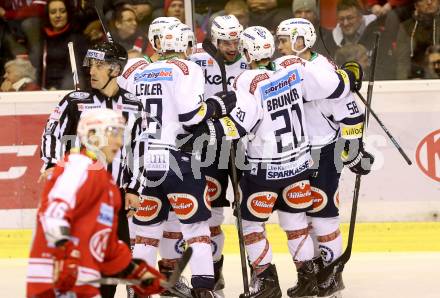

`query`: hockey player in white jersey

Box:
[180,26,362,298]
[131,23,237,298]
[275,18,375,298]
[189,14,248,295]
[117,16,192,298]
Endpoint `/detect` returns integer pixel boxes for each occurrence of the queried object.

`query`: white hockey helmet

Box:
[148,17,181,53]
[77,109,125,150]
[276,18,317,54]
[239,26,275,63]
[211,15,243,47]
[160,23,196,56]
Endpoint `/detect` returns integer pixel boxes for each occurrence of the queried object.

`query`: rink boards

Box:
[0,80,439,257]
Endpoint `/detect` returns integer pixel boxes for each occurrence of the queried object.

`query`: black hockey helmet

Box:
[83,41,128,75]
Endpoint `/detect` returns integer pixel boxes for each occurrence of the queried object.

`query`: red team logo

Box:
[168,193,198,220]
[135,196,162,221]
[206,176,221,201]
[247,192,277,219]
[308,187,328,213]
[416,129,440,182]
[282,180,312,209]
[89,228,111,262]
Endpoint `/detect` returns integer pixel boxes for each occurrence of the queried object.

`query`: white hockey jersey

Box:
[117,57,152,98]
[274,54,363,149]
[189,47,248,97]
[229,61,352,178]
[131,58,207,151]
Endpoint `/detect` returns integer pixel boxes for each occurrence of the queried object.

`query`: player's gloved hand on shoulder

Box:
[177,121,216,153]
[125,258,165,296]
[341,61,363,92]
[53,240,80,292]
[206,90,237,118]
[341,140,375,175]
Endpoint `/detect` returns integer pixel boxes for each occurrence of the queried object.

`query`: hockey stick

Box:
[317,32,380,281]
[84,247,192,288]
[202,38,250,294]
[355,90,412,165]
[68,42,80,91]
[94,0,114,43]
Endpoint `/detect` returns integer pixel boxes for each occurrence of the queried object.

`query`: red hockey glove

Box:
[126,259,165,296]
[53,240,80,292]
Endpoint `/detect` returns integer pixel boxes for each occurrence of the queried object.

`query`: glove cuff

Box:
[206,120,217,146]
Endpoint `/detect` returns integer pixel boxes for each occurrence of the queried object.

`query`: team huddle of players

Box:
[27,13,374,298]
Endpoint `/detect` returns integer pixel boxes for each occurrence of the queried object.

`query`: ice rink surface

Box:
[4,252,440,298]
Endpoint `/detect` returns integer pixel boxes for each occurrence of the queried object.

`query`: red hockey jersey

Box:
[26,150,131,297]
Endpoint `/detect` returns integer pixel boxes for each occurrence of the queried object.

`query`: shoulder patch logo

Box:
[280,57,305,68]
[167,59,189,75]
[123,60,149,79]
[249,73,270,95]
[69,91,89,99]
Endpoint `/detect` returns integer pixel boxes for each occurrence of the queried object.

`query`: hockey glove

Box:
[341,61,363,92]
[178,121,217,153]
[126,259,165,296]
[53,240,80,293]
[206,91,237,118]
[341,140,375,175]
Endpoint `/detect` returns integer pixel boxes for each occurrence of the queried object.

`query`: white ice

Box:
[3,252,440,297]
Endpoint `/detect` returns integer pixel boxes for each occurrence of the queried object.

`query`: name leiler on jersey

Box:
[135,83,163,96]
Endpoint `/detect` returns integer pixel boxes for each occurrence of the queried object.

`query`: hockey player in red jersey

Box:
[27,109,165,298]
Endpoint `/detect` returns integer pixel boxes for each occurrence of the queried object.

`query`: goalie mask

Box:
[77,109,126,162]
[211,15,243,47]
[160,23,195,57]
[148,17,181,53]
[239,26,275,63]
[276,18,316,55]
[83,42,128,76]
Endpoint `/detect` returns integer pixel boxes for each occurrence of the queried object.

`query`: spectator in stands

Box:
[40,0,89,90]
[292,0,333,56]
[424,44,440,78]
[396,0,440,79]
[164,0,206,42]
[129,0,153,31]
[225,0,250,28]
[0,0,46,75]
[247,0,292,32]
[367,0,413,21]
[111,6,146,53]
[1,58,40,91]
[335,43,370,77]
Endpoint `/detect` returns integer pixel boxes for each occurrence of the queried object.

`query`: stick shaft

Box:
[68,42,79,90]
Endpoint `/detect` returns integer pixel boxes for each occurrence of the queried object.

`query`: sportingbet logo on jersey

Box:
[260,69,301,101]
[134,68,173,82]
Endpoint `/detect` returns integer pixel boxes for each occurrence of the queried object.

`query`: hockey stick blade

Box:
[84,247,193,288]
[94,0,114,43]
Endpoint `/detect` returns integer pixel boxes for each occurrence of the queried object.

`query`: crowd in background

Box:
[1,0,439,92]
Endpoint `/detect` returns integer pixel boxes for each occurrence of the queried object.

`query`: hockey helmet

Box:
[160,23,195,56]
[211,15,243,47]
[77,108,126,151]
[239,26,275,63]
[148,17,181,53]
[83,42,128,75]
[276,18,316,54]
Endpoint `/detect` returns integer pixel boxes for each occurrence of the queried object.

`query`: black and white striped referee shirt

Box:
[40,88,145,193]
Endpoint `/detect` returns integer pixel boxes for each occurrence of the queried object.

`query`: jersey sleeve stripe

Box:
[326,72,348,99]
